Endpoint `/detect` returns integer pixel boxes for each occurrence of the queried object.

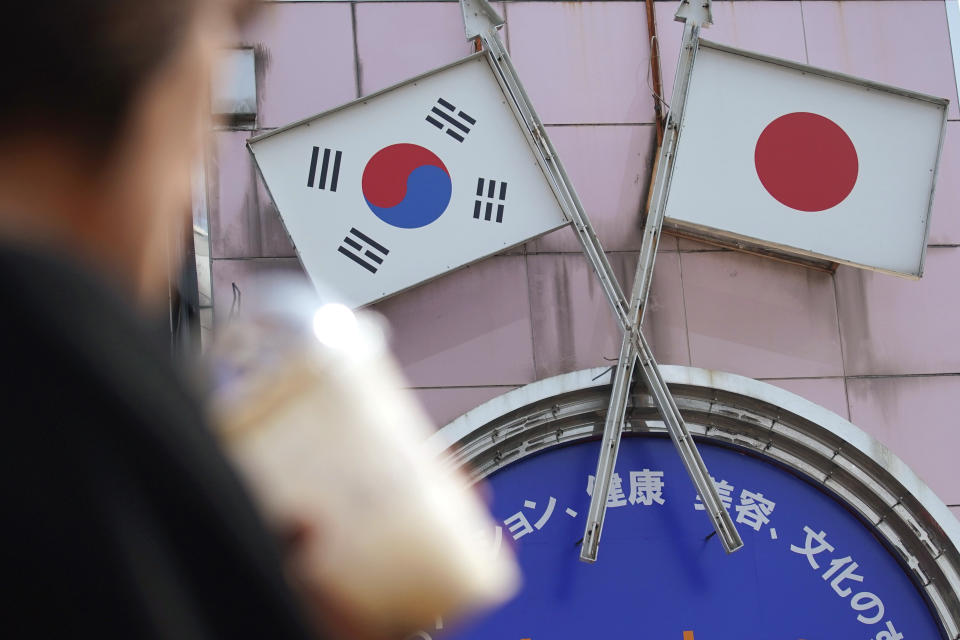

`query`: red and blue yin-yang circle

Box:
[361,143,452,229]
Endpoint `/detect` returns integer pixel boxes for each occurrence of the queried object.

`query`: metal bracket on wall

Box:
[582,0,743,562]
[458,0,742,562]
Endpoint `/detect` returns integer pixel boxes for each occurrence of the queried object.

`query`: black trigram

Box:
[473,178,508,223]
[425,98,476,143]
[338,227,389,274]
[307,146,342,192]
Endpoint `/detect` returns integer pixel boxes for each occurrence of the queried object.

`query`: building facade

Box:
[203,0,960,534]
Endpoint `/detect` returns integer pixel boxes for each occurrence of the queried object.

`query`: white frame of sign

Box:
[429,366,960,639]
[663,39,949,279]
[247,51,572,307]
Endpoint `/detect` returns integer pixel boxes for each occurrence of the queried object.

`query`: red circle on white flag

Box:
[754,112,858,212]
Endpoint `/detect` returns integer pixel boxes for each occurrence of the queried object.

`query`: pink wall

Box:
[209,1,960,510]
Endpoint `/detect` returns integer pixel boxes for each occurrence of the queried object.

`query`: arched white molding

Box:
[428,366,960,639]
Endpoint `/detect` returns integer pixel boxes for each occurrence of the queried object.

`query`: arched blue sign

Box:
[443,437,943,640]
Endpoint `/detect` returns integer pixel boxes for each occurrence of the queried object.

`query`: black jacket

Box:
[0,244,317,639]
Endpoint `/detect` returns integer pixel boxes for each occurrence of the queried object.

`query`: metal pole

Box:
[482,34,629,323]
[580,2,743,561]
[461,0,742,562]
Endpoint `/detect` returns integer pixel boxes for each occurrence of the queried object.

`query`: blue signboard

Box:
[440,437,943,640]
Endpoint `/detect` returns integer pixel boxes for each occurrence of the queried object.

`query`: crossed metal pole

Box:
[460,0,743,561]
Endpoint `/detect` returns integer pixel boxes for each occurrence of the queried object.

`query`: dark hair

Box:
[3,1,252,156]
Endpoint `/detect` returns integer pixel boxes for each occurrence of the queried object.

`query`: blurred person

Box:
[0,2,323,637]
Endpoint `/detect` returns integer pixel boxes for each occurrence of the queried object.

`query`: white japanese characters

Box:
[790,526,903,639]
[472,472,916,640]
[503,496,577,541]
[694,477,734,511]
[692,478,777,535]
[586,468,666,507]
[629,469,666,506]
[734,489,776,532]
[496,470,782,550]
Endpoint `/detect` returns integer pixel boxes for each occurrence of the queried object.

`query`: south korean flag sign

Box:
[248,53,569,307]
[663,40,948,278]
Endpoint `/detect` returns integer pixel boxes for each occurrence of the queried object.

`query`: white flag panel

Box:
[249,53,569,307]
[664,41,948,278]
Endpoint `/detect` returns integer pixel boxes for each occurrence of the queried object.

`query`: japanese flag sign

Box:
[663,40,948,278]
[248,53,569,307]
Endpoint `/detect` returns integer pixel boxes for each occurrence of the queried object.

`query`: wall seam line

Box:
[350,2,362,98]
[799,0,811,66]
[524,250,542,382]
[676,251,694,367]
[832,269,853,421]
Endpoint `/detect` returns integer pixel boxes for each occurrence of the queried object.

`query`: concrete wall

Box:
[207,0,960,519]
